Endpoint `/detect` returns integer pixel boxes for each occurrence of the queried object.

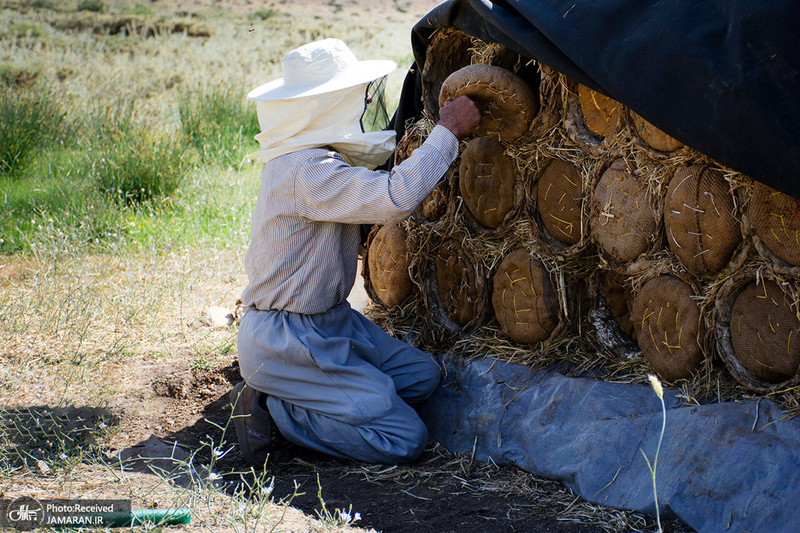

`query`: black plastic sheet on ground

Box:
[391,0,800,198]
[420,358,800,533]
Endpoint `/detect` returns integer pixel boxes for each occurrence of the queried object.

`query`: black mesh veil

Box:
[360,76,390,133]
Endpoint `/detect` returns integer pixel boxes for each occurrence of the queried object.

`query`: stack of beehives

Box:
[363,28,800,406]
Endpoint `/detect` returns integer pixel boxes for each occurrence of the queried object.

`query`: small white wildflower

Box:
[340,512,351,522]
[59,453,68,461]
[207,471,220,481]
[98,422,108,430]
[261,483,274,497]
[353,512,361,522]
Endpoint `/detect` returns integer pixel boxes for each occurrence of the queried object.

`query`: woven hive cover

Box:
[730,279,800,383]
[491,248,559,344]
[664,165,741,276]
[366,224,412,308]
[749,180,800,265]
[459,137,517,229]
[590,158,657,263]
[421,357,800,533]
[632,275,706,382]
[537,159,583,245]
[577,84,621,139]
[439,64,538,142]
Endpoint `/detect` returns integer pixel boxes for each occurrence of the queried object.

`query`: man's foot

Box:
[229,382,290,467]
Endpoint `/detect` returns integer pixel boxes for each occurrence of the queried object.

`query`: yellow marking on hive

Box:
[649,324,659,353]
[641,308,654,328]
[663,329,682,354]
[549,214,574,236]
[789,330,793,355]
[771,227,784,244]
[758,331,766,347]
[773,213,790,238]
[544,183,553,201]
[657,307,663,328]
[562,173,578,187]
[772,297,779,307]
[558,192,567,205]
[619,232,631,238]
[769,316,776,333]
[737,314,742,332]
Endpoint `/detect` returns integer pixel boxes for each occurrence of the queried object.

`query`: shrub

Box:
[178,83,259,168]
[0,63,41,88]
[76,0,105,13]
[93,132,189,204]
[83,100,190,204]
[30,0,56,8]
[250,8,279,20]
[0,90,66,180]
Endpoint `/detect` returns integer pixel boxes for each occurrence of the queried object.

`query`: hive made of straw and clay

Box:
[363,224,414,309]
[439,64,539,143]
[458,137,523,231]
[631,275,708,382]
[663,165,742,277]
[589,158,661,266]
[714,269,800,392]
[492,248,562,345]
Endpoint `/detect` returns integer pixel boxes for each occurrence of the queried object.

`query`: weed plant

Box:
[0,89,69,180]
[179,83,260,169]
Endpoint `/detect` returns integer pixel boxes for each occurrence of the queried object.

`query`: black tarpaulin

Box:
[392,0,800,198]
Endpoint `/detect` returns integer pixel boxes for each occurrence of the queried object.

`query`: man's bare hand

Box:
[438,95,482,141]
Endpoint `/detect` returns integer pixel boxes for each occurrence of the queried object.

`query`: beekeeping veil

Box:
[248,38,397,169]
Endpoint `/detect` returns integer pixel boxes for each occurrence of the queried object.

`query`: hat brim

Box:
[247,59,397,101]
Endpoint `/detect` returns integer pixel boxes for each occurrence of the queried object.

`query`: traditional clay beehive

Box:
[631,275,707,382]
[601,270,636,340]
[422,236,489,331]
[590,158,660,265]
[578,84,622,140]
[421,27,474,120]
[363,224,414,308]
[371,33,800,412]
[536,159,584,246]
[714,269,800,391]
[663,165,742,277]
[630,111,684,153]
[458,137,520,230]
[439,64,539,142]
[491,248,560,344]
[748,180,800,270]
[730,279,800,383]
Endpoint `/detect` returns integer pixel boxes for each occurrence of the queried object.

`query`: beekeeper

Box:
[231,38,481,466]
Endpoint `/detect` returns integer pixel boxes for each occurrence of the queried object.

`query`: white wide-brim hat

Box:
[248,38,397,101]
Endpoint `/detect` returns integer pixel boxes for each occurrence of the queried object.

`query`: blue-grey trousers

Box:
[236,301,441,464]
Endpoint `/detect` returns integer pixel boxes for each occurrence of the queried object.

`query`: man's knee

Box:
[374,415,429,464]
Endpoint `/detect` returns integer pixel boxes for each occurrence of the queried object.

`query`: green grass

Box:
[0,89,68,180]
[179,83,260,169]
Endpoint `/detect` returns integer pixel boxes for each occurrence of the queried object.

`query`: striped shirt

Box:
[242,125,460,314]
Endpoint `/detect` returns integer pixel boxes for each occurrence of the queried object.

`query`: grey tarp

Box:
[420,358,800,533]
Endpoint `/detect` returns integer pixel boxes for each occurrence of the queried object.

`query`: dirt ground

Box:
[100,352,693,533]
